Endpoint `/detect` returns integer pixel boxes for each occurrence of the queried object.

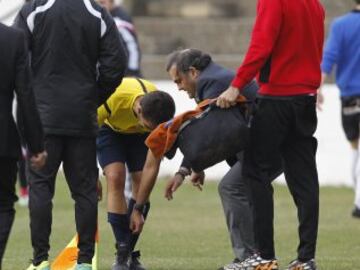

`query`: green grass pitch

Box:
[3,174,360,270]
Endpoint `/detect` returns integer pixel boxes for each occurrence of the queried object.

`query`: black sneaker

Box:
[129,250,146,270]
[218,258,242,270]
[285,259,317,270]
[352,207,360,218]
[112,243,130,270]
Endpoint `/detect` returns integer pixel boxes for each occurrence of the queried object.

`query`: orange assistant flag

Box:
[51,229,99,270]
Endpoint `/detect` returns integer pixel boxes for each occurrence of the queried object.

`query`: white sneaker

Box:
[26,261,50,270]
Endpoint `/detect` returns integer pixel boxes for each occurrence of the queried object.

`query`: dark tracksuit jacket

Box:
[14,0,127,137]
[111,6,142,77]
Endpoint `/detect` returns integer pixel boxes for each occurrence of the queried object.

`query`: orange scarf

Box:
[145,96,247,159]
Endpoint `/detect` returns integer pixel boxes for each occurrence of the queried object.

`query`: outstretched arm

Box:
[130,150,162,233]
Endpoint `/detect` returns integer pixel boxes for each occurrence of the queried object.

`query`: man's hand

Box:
[164,174,185,200]
[30,151,47,170]
[317,89,324,111]
[216,86,240,108]
[97,180,103,201]
[130,210,145,234]
[190,171,205,191]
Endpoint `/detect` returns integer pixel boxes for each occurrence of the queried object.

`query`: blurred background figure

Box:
[98,0,142,77]
[318,0,360,218]
[17,146,29,207]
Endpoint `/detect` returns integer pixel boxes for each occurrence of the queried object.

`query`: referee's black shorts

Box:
[96,125,149,172]
[341,96,360,142]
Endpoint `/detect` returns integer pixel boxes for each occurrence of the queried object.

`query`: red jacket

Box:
[232,0,325,96]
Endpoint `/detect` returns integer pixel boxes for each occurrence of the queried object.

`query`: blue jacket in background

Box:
[321,10,360,97]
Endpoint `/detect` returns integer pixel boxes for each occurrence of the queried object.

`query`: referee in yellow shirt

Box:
[97,77,175,270]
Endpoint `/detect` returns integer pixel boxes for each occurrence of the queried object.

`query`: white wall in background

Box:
[0,0,23,25]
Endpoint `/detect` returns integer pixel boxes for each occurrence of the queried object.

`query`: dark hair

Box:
[176,49,212,73]
[355,0,360,4]
[166,50,182,72]
[140,91,176,126]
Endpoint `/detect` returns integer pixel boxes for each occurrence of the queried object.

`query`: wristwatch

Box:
[175,171,187,180]
[175,166,191,180]
[134,203,145,213]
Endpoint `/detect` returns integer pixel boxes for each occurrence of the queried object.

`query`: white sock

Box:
[354,148,360,208]
[351,149,358,187]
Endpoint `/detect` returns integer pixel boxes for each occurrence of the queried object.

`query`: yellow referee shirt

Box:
[97,78,157,134]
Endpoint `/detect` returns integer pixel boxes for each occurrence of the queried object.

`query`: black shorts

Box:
[96,125,149,172]
[341,97,360,141]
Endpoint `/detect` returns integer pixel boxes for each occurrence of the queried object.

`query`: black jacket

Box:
[14,0,127,137]
[196,62,258,103]
[0,23,44,158]
[179,61,259,169]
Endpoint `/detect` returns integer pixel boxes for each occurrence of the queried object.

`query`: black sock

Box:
[127,200,151,252]
[108,212,130,244]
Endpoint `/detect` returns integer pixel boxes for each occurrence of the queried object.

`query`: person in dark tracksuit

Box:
[0,22,46,270]
[14,0,127,269]
[98,0,142,77]
[163,49,277,270]
[217,0,325,269]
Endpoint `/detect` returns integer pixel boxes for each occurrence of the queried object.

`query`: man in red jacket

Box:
[217,0,325,269]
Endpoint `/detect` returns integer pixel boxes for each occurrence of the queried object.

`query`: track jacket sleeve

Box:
[231,0,283,90]
[14,31,44,154]
[321,20,342,75]
[97,9,128,106]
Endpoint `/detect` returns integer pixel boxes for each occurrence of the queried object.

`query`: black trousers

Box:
[27,135,98,264]
[243,96,319,261]
[0,158,17,269]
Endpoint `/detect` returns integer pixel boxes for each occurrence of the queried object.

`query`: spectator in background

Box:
[98,0,142,77]
[318,0,360,219]
[17,146,29,207]
[0,22,46,270]
[14,0,127,269]
[217,0,324,269]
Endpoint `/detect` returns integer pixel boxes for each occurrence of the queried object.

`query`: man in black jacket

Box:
[165,49,259,270]
[14,0,127,269]
[0,22,46,270]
